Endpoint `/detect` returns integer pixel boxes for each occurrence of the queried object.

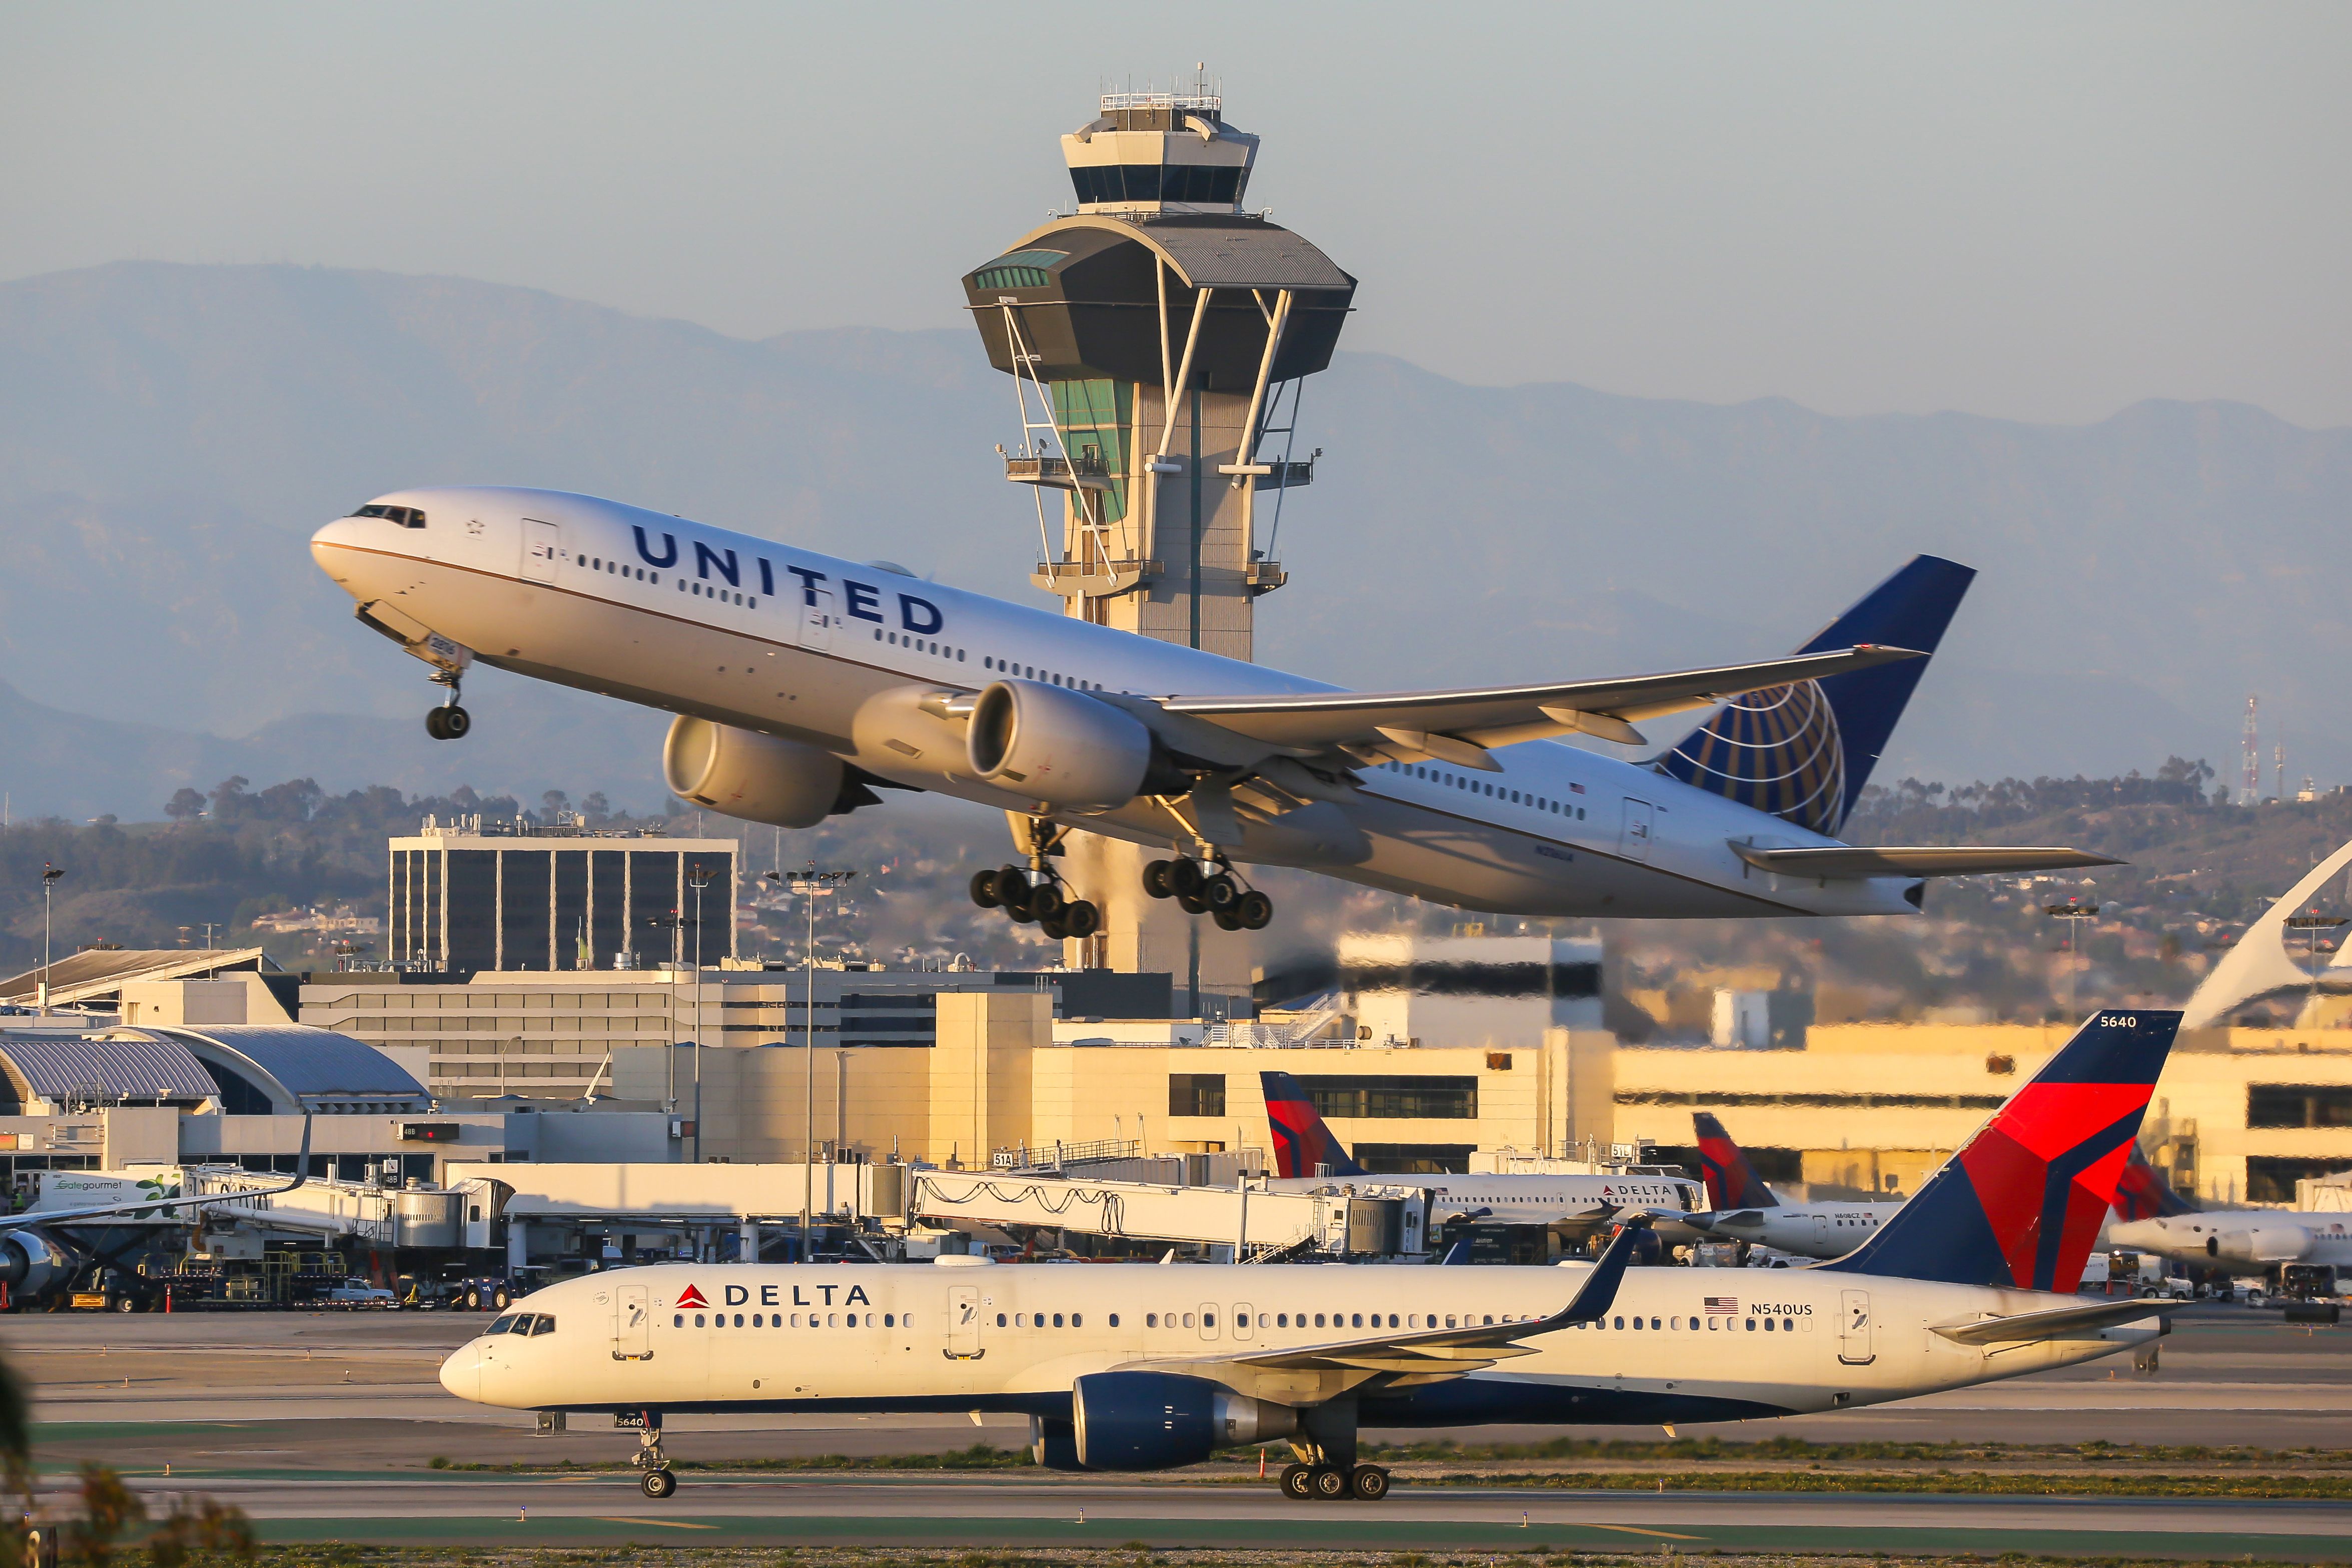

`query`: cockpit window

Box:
[527,1315,556,1336]
[486,1313,519,1335]
[353,503,426,528]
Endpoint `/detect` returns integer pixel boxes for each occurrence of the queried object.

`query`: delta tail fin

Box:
[1656,554,1974,837]
[1693,1112,1781,1209]
[1825,1009,2181,1291]
[2112,1142,2198,1221]
[1261,1070,1369,1180]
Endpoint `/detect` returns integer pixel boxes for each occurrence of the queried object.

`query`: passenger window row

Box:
[676,1310,909,1329]
[682,579,755,608]
[992,1311,1108,1328]
[581,553,659,586]
[878,629,967,662]
[1576,1314,1788,1332]
[980,655,1104,691]
[1381,759,1588,820]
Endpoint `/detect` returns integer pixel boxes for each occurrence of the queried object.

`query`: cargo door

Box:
[1619,799,1655,862]
[522,519,561,583]
[798,588,836,652]
[1838,1288,1874,1365]
[947,1284,983,1359]
[614,1284,651,1360]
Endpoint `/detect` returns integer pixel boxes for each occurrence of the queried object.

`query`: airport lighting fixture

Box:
[2283,912,2346,1024]
[2044,900,2100,1023]
[39,864,63,1016]
[788,865,856,1259]
[686,862,718,1165]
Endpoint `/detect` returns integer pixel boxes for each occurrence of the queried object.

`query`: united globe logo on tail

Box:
[1826,1009,2181,1292]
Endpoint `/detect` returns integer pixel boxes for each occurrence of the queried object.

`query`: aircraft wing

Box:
[1152,646,1923,768]
[1930,1298,2180,1345]
[0,1117,312,1230]
[1734,845,2122,880]
[1134,1215,1651,1387]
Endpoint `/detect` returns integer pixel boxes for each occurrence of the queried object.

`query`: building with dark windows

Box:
[387,818,738,973]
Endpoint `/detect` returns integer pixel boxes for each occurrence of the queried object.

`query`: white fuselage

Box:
[311,488,1925,921]
[439,1259,2160,1428]
[1695,1201,1906,1259]
[2107,1212,2352,1272]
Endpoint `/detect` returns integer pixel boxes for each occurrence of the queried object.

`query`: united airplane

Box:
[311,490,2111,935]
[438,1011,2180,1503]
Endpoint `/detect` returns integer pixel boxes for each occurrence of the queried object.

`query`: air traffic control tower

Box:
[960,86,1356,1003]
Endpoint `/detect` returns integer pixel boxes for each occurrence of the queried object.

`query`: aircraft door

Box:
[1812,1213,1834,1252]
[798,589,836,652]
[1619,799,1655,862]
[947,1285,983,1359]
[1838,1288,1874,1365]
[1233,1302,1255,1342]
[522,519,561,583]
[1198,1303,1220,1342]
[614,1284,651,1360]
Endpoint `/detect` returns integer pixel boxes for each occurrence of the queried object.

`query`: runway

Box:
[65,1473,2352,1560]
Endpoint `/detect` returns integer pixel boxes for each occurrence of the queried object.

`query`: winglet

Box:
[1547,1212,1654,1329]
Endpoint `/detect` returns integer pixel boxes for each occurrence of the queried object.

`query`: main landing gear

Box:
[1277,1461,1389,1502]
[1143,855,1273,932]
[970,865,1103,942]
[423,670,470,740]
[632,1423,676,1497]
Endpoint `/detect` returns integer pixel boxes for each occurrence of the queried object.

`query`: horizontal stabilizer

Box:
[1733,845,2122,880]
[1931,1298,2179,1345]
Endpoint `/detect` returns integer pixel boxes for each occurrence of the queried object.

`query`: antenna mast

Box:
[2240,695,2260,805]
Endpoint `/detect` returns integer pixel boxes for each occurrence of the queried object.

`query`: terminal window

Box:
[1168,1073,1226,1118]
[1295,1075,1477,1120]
[2246,1084,2352,1129]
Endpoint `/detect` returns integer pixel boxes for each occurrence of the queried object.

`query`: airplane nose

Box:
[310,517,365,579]
[439,1341,483,1403]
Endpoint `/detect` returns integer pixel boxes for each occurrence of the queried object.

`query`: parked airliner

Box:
[311,490,2110,934]
[1684,1111,1904,1258]
[1262,1070,1701,1243]
[438,1011,2178,1502]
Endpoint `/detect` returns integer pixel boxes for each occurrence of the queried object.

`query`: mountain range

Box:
[3,261,2345,822]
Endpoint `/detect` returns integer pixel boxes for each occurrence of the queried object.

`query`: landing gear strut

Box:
[423,670,470,740]
[968,820,1101,942]
[632,1421,676,1497]
[1143,854,1272,931]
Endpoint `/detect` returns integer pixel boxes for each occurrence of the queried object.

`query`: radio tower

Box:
[2240,695,2259,805]
[2275,739,2285,804]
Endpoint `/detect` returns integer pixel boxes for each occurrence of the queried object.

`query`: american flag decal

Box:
[1703,1297,1739,1315]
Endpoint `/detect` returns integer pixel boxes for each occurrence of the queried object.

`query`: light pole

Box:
[687,863,714,1165]
[2284,911,2346,1027]
[2044,899,2100,1023]
[39,864,63,1017]
[789,863,855,1260]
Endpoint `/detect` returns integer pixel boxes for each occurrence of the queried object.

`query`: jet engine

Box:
[966,680,1178,813]
[1069,1370,1298,1471]
[2208,1226,2313,1266]
[662,716,846,828]
[0,1230,75,1299]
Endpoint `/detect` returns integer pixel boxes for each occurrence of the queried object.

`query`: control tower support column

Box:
[962,88,1356,1012]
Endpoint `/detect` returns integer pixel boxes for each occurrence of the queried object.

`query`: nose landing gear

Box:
[1144,855,1272,931]
[423,670,470,741]
[631,1420,675,1497]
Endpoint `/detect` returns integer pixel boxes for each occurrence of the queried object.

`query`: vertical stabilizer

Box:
[1260,1070,1368,1179]
[2112,1143,2197,1221]
[1693,1112,1781,1209]
[1825,1009,2181,1290]
[1657,555,1974,837]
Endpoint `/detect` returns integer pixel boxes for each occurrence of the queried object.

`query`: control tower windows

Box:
[1069,163,1245,206]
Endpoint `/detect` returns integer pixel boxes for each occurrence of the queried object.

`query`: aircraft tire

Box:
[1202,874,1240,911]
[1167,858,1205,897]
[1308,1465,1349,1501]
[1028,883,1065,921]
[968,872,1001,910]
[1176,890,1209,916]
[1063,900,1102,939]
[640,1467,676,1499]
[1212,908,1243,932]
[441,705,471,739]
[1236,891,1274,931]
[1141,860,1175,899]
[1279,1463,1313,1500]
[1037,913,1070,941]
[424,707,449,739]
[1348,1465,1390,1501]
[990,866,1030,908]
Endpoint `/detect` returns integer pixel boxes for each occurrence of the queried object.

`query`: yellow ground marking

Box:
[1588,1524,1704,1539]
[595,1517,720,1530]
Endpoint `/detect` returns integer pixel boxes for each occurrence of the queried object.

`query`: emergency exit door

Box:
[1838,1289,1874,1365]
[522,519,561,583]
[1619,799,1655,862]
[613,1284,650,1360]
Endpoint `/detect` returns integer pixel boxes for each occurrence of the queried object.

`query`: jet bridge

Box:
[909,1169,1430,1260]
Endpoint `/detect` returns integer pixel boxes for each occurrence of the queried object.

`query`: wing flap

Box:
[1735,845,2124,879]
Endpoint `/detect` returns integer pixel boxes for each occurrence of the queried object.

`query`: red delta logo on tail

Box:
[1260,1070,1367,1180]
[2111,1144,2196,1221]
[674,1284,709,1310]
[1826,1009,2181,1292]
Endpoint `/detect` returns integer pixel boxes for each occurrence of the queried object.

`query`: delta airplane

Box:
[437,1010,2180,1503]
[2109,1193,2352,1275]
[1262,1070,1702,1242]
[310,490,2112,934]
[1689,1109,2214,1268]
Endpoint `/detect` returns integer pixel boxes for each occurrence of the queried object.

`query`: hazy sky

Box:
[5,4,2345,427]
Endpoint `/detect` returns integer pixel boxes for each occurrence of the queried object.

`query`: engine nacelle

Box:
[966,680,1165,813]
[1069,1371,1298,1471]
[662,716,845,828]
[1029,1415,1081,1471]
[2209,1225,2313,1266]
[0,1230,75,1299]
